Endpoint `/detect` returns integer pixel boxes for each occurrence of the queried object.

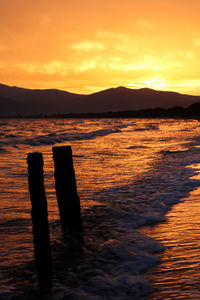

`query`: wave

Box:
[0,127,124,149]
[134,123,159,132]
[0,122,160,151]
[51,145,199,299]
[0,146,6,152]
[128,145,149,150]
[1,120,200,299]
[7,140,200,299]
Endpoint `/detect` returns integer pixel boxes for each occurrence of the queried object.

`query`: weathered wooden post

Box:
[27,152,52,292]
[52,146,84,248]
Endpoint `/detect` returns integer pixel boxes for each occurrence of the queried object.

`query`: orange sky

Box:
[0,0,200,95]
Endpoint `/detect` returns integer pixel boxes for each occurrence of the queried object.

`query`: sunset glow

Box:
[0,0,200,94]
[127,78,168,91]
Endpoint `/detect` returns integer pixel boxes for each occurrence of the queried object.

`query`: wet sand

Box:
[141,170,200,299]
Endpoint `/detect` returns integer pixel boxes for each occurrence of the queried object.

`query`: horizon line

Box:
[1,82,200,97]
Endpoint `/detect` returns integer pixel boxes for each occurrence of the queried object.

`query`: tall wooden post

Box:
[52,146,84,248]
[27,152,52,292]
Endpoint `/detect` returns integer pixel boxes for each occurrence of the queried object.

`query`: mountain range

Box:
[1,83,200,116]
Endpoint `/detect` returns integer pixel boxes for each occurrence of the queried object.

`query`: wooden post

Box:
[52,146,84,248]
[27,152,52,292]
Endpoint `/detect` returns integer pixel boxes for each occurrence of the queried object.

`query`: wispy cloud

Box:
[74,60,97,72]
[16,61,69,75]
[72,41,105,51]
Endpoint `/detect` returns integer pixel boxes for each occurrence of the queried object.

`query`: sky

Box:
[0,0,200,95]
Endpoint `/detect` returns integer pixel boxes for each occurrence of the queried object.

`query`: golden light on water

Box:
[0,0,200,95]
[1,118,200,298]
[141,162,200,298]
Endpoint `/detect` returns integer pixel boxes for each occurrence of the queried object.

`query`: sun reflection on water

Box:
[141,163,200,299]
[0,118,200,295]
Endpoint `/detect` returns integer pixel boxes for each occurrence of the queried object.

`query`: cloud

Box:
[71,55,168,74]
[97,31,129,41]
[74,60,97,72]
[72,41,105,51]
[15,61,69,75]
[108,61,148,71]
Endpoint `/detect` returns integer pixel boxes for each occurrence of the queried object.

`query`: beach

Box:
[142,166,200,299]
[1,118,200,299]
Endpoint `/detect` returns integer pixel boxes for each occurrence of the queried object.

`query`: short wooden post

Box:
[27,152,52,292]
[52,146,84,248]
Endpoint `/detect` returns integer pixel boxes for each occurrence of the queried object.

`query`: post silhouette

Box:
[27,152,52,292]
[52,146,84,248]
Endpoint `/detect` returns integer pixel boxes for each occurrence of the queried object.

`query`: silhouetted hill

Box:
[0,83,29,98]
[49,102,200,119]
[0,83,200,116]
[86,87,199,111]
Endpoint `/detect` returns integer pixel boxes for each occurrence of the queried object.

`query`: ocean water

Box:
[1,118,200,299]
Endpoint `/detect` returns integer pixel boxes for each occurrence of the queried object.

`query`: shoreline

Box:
[141,166,200,299]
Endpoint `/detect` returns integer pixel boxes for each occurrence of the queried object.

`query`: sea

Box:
[1,118,200,299]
